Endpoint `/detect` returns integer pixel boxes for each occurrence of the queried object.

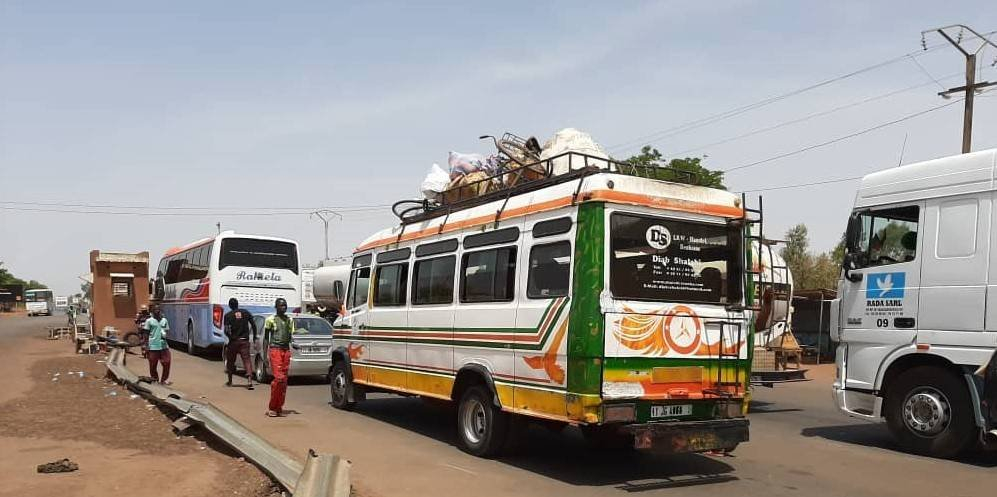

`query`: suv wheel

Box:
[254,355,272,384]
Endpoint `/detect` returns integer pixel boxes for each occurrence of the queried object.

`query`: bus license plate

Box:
[651,404,692,418]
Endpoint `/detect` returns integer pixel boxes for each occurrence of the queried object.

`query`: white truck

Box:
[832,148,997,458]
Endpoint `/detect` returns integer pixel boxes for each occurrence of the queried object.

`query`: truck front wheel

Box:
[884,365,976,458]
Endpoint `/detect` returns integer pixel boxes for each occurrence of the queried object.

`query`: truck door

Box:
[839,203,923,391]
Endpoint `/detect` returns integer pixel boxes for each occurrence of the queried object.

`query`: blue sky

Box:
[2,1,996,296]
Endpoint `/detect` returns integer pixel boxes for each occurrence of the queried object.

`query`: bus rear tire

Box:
[329,361,356,411]
[884,365,976,459]
[456,385,509,458]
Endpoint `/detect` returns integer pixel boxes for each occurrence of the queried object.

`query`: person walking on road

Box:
[145,305,172,385]
[264,298,295,417]
[223,297,256,390]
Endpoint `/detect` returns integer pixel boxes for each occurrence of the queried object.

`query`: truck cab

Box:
[832,148,997,458]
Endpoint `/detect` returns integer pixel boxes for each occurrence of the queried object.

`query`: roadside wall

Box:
[89,251,150,336]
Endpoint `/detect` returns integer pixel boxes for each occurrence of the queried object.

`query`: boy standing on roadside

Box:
[145,305,172,385]
[264,298,295,417]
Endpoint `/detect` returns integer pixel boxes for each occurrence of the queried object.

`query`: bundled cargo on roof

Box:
[418,128,609,204]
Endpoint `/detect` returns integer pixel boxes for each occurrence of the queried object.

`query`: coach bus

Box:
[153,231,302,353]
[25,288,55,316]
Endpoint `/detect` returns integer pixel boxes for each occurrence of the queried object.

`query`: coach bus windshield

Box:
[219,238,299,274]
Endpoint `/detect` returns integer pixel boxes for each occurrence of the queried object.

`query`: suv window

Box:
[853,205,919,268]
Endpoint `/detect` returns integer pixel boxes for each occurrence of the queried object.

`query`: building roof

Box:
[94,252,149,263]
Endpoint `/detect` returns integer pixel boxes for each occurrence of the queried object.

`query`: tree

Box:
[623,146,726,189]
[780,223,841,290]
[0,260,45,289]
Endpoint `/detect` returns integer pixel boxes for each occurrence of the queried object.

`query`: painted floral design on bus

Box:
[610,304,744,357]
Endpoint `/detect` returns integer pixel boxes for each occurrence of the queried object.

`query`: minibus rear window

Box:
[610,214,737,304]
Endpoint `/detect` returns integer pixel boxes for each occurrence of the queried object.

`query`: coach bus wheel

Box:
[329,361,356,411]
[186,321,199,356]
[254,355,272,384]
[456,385,509,457]
[884,365,976,458]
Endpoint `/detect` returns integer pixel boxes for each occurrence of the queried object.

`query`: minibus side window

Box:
[373,263,408,306]
[347,266,371,309]
[413,256,456,305]
[460,247,517,303]
[852,205,919,269]
[527,242,571,298]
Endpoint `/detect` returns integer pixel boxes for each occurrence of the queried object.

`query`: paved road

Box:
[3,314,996,496]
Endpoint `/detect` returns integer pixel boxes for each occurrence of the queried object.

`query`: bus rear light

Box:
[212,305,223,329]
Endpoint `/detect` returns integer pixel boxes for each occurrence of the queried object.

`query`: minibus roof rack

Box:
[391,151,699,224]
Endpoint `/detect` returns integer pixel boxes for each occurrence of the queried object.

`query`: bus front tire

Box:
[884,365,976,459]
[456,385,509,458]
[329,361,356,411]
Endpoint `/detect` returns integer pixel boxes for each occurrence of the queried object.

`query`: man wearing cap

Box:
[264,298,295,417]
[223,298,256,389]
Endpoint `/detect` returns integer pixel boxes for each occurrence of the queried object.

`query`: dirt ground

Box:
[0,335,282,497]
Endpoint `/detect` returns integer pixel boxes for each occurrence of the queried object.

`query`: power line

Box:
[907,54,947,91]
[0,199,391,212]
[606,30,996,156]
[738,175,863,193]
[665,71,967,157]
[723,97,964,174]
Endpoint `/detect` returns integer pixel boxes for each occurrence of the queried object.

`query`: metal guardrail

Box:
[105,347,349,496]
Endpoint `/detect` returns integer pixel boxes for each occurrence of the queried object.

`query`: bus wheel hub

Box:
[903,388,950,436]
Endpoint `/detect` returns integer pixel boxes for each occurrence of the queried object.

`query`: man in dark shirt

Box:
[223,298,257,389]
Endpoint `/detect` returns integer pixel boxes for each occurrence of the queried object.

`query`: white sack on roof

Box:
[539,128,610,175]
[420,163,450,201]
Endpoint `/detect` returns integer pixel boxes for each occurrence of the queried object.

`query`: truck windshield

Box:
[219,238,299,274]
[610,213,739,304]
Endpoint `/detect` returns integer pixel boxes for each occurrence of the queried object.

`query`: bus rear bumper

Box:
[622,418,749,453]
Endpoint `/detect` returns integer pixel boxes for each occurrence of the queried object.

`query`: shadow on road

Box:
[801,424,997,467]
[748,400,803,415]
[354,396,738,491]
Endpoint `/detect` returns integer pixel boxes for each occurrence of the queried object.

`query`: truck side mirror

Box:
[845,213,862,253]
[843,252,863,283]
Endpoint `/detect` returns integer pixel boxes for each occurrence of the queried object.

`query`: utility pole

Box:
[922,24,997,153]
[310,210,342,261]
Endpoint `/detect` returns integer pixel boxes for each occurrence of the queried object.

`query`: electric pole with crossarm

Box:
[921,24,997,154]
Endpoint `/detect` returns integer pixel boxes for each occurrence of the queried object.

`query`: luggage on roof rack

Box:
[392,151,699,224]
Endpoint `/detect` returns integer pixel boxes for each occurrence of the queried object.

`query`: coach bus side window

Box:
[528,242,571,298]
